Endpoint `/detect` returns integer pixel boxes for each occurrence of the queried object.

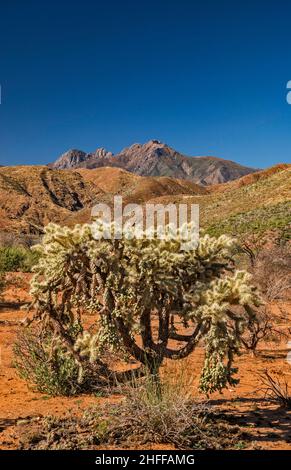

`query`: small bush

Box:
[241,306,284,355]
[89,376,241,449]
[0,247,24,271]
[0,246,39,272]
[13,325,100,396]
[251,245,291,301]
[259,370,291,409]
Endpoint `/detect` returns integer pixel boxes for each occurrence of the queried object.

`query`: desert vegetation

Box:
[1,219,287,450]
[259,370,291,409]
[0,246,39,273]
[16,222,261,394]
[14,376,243,450]
[0,164,290,450]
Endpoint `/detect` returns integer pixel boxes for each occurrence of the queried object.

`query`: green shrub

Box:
[0,246,39,272]
[18,248,40,272]
[13,325,100,396]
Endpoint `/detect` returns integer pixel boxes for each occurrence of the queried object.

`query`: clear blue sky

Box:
[1,0,291,167]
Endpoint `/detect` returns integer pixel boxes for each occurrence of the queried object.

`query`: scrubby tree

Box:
[28,222,261,394]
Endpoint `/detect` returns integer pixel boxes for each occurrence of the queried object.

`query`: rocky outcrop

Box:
[50,148,113,170]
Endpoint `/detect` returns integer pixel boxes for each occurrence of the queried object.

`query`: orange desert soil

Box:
[0,273,291,450]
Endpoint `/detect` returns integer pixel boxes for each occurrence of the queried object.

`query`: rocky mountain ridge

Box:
[49,140,258,185]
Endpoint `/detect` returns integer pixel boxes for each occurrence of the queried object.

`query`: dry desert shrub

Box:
[87,374,241,449]
[240,303,287,355]
[16,376,242,450]
[258,370,291,409]
[251,244,291,301]
[239,243,291,354]
[13,325,105,396]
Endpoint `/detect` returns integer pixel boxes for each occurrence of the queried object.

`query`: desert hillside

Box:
[0,163,289,240]
[64,163,291,240]
[144,164,291,239]
[0,166,102,235]
[0,165,206,236]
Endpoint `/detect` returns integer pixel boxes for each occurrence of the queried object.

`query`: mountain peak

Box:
[50,149,87,170]
[147,139,163,146]
[62,149,85,158]
[50,147,113,170]
[49,140,259,185]
[92,147,113,158]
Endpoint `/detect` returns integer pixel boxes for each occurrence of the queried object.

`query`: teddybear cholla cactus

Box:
[29,222,260,394]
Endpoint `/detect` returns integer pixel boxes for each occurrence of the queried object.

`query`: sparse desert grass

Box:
[86,376,243,450]
[91,377,212,449]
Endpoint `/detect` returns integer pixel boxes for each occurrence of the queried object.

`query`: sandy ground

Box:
[0,273,291,450]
